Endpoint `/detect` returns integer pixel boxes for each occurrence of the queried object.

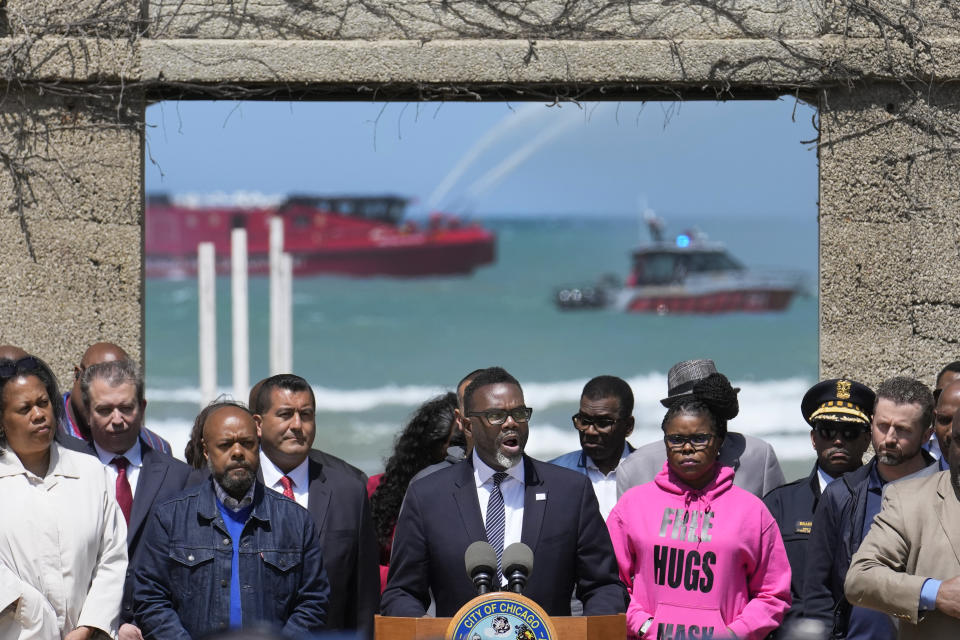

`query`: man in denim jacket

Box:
[132,401,329,638]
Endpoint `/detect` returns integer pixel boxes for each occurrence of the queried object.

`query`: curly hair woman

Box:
[607,372,791,639]
[368,392,458,590]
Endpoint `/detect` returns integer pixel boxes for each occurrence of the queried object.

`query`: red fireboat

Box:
[145,194,496,278]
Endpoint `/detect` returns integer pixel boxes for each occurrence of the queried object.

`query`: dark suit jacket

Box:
[763,464,822,633]
[263,449,379,638]
[83,438,201,623]
[380,455,627,618]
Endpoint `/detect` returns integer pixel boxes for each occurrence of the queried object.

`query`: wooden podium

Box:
[374,613,626,640]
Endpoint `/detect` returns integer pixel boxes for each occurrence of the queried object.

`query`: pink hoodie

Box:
[607,462,790,640]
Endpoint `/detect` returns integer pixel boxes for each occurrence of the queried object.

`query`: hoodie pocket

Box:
[650,601,727,640]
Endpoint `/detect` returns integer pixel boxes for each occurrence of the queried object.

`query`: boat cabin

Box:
[629,247,744,286]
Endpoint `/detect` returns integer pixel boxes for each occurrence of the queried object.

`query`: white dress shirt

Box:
[584,445,632,521]
[817,465,836,495]
[94,438,143,499]
[0,443,127,638]
[260,452,310,509]
[473,451,525,583]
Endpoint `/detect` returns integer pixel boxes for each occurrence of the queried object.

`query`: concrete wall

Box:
[819,84,960,384]
[1,0,959,387]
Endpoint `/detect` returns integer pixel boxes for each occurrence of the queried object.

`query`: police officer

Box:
[763,378,875,636]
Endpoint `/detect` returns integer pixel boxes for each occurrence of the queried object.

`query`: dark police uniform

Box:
[763,466,822,630]
[763,378,875,638]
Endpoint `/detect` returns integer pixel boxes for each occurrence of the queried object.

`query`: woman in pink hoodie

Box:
[607,373,790,639]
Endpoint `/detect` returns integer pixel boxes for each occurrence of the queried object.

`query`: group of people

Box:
[1,343,959,640]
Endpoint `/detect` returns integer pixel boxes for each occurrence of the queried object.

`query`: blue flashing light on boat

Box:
[676,234,691,248]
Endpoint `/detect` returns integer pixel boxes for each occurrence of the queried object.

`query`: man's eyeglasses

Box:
[0,356,41,379]
[664,433,714,450]
[814,424,868,441]
[465,407,533,426]
[572,413,621,432]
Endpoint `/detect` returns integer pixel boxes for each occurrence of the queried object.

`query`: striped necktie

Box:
[485,471,508,582]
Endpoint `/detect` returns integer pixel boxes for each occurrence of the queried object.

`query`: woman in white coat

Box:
[0,355,127,639]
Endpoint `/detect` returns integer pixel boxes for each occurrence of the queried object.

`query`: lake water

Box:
[144,213,820,478]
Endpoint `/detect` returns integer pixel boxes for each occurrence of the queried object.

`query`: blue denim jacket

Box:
[133,478,329,639]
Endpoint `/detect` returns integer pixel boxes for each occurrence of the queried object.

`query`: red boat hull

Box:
[625,289,796,314]
[145,237,496,278]
[145,197,496,279]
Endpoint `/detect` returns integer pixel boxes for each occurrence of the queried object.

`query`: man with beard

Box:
[380,367,626,618]
[133,401,329,638]
[550,375,635,520]
[804,377,938,640]
[845,405,960,639]
[763,378,874,636]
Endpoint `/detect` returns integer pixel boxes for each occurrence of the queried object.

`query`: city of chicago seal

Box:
[446,592,556,640]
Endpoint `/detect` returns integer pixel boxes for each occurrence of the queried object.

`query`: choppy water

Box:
[145,214,819,476]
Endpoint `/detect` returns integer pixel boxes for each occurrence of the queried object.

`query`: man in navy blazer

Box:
[79,359,200,639]
[252,374,379,638]
[381,367,627,618]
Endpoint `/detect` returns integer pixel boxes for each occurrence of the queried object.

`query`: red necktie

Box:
[280,475,295,500]
[112,456,133,524]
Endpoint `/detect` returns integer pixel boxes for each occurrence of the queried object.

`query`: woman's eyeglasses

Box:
[0,356,42,379]
[664,433,714,450]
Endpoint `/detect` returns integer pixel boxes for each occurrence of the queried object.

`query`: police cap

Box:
[801,378,875,427]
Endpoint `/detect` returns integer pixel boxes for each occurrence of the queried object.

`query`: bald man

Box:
[133,401,329,636]
[61,342,172,454]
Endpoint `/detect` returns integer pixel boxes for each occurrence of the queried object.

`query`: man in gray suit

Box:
[616,359,784,498]
[845,405,960,639]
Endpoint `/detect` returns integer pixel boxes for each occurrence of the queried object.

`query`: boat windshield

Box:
[632,250,743,285]
[283,196,407,224]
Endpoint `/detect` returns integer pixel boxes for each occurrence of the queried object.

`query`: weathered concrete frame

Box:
[2,1,959,387]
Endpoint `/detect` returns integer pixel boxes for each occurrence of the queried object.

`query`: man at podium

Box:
[380,367,627,618]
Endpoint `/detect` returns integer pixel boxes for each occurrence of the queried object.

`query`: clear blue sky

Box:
[145,98,819,218]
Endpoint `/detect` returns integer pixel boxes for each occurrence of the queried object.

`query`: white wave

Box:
[146,374,813,422]
[145,373,817,465]
[147,416,816,473]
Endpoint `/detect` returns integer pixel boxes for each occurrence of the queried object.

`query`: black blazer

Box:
[762,464,822,632]
[380,455,627,618]
[266,449,379,638]
[83,437,200,623]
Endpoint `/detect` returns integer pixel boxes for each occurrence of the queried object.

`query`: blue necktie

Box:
[486,471,508,583]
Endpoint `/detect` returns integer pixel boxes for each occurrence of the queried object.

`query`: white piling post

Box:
[269,216,284,375]
[280,253,294,373]
[231,228,249,400]
[198,242,217,406]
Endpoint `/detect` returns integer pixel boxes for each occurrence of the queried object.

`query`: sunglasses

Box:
[465,407,533,426]
[0,356,42,379]
[814,424,868,441]
[572,413,621,433]
[664,433,714,450]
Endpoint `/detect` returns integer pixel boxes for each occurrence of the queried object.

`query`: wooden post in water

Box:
[279,253,293,373]
[198,242,217,406]
[231,228,249,400]
[269,216,284,375]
